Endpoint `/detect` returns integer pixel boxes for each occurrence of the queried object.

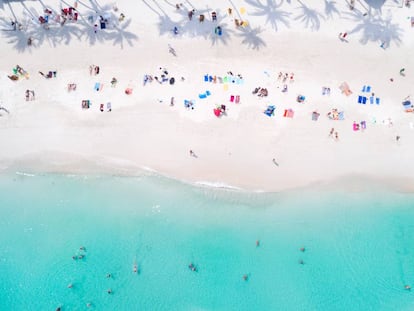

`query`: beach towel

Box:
[223,76,228,83]
[235,95,240,104]
[223,84,228,91]
[209,76,213,82]
[204,74,208,82]
[358,96,363,104]
[338,111,345,120]
[362,97,367,104]
[214,108,221,117]
[230,95,235,102]
[82,100,90,109]
[125,88,133,95]
[312,111,320,121]
[362,85,366,92]
[199,93,207,99]
[366,86,371,92]
[283,109,294,118]
[375,98,380,105]
[370,96,374,104]
[206,90,211,96]
[218,77,223,83]
[240,7,246,14]
[339,82,352,96]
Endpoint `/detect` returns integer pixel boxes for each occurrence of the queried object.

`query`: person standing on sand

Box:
[329,128,335,137]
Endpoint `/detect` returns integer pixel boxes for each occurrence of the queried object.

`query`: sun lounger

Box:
[264,106,275,117]
[312,111,320,121]
[361,121,366,129]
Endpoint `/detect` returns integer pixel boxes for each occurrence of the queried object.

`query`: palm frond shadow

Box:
[324,0,341,19]
[245,0,291,31]
[235,25,266,50]
[294,0,325,31]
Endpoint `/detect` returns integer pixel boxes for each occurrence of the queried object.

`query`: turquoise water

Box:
[0,173,413,311]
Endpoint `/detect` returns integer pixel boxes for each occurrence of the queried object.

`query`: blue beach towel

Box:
[358,96,363,104]
[362,96,367,104]
[199,93,207,99]
[204,74,208,82]
[366,86,371,92]
[206,90,211,96]
[362,85,366,92]
[376,98,380,105]
[370,96,374,104]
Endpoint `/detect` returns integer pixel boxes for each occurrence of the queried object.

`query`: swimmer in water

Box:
[405,285,411,290]
[106,273,111,278]
[67,283,73,288]
[256,240,260,247]
[299,259,305,265]
[300,247,305,252]
[107,288,112,294]
[243,274,249,281]
[80,246,86,251]
[188,263,197,272]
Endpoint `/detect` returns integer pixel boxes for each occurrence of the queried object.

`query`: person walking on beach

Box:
[329,128,335,137]
[400,68,406,76]
[272,158,279,166]
[189,150,197,158]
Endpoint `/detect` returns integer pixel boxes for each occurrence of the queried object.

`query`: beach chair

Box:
[264,106,275,117]
[283,109,294,118]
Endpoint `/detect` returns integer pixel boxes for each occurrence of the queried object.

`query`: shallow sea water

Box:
[0,173,413,311]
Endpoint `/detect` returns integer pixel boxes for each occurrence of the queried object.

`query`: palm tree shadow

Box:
[107,19,139,48]
[235,25,266,50]
[324,0,340,19]
[345,10,403,47]
[294,0,325,31]
[244,0,291,31]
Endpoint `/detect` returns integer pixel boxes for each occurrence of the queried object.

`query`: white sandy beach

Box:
[0,0,413,191]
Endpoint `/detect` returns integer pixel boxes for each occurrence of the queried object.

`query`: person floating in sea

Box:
[300,247,306,252]
[188,263,197,272]
[405,284,411,290]
[243,274,249,281]
[256,240,260,247]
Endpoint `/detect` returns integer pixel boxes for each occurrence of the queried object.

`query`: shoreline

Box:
[3,158,414,194]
